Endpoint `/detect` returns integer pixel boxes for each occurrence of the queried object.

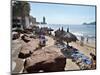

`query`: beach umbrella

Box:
[63,28,78,45]
[54,27,67,44]
[47,27,54,31]
[55,28,60,38]
[55,27,66,38]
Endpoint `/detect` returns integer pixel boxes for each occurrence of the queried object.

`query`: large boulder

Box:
[18,51,32,59]
[21,34,31,43]
[12,32,20,40]
[23,46,66,73]
[18,39,39,59]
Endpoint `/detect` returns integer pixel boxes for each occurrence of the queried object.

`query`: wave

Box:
[72,32,83,36]
[72,32,95,38]
[38,24,95,38]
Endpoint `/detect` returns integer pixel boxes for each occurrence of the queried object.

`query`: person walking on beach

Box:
[39,31,46,47]
[86,37,89,43]
[80,36,84,46]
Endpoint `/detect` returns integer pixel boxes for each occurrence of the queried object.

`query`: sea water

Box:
[38,24,96,44]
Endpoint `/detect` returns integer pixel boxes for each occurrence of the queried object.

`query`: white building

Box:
[25,16,30,28]
[13,16,37,29]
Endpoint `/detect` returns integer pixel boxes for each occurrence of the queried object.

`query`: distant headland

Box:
[82,21,96,25]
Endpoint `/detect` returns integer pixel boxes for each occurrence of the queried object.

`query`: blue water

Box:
[38,24,96,38]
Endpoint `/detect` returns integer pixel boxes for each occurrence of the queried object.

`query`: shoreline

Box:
[37,24,96,46]
[12,30,96,73]
[76,40,95,49]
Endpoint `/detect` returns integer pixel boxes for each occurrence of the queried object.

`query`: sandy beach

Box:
[11,1,96,73]
[12,33,96,73]
[44,36,95,70]
[70,41,95,58]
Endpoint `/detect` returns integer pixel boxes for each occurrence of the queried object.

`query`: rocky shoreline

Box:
[11,27,96,74]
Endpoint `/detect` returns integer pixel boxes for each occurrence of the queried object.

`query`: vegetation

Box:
[12,1,30,29]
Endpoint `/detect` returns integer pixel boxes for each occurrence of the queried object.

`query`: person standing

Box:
[86,37,89,43]
[80,36,84,46]
[39,32,46,47]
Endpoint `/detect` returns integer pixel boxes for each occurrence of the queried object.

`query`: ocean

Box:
[38,24,96,44]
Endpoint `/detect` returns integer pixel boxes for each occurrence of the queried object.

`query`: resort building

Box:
[43,16,46,24]
[29,16,37,25]
[12,17,23,30]
[41,16,47,24]
[25,16,30,28]
[12,15,38,29]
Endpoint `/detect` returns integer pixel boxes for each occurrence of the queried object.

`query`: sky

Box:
[29,2,96,24]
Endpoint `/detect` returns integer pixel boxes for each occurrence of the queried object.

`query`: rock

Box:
[21,34,30,43]
[12,32,20,40]
[18,51,32,59]
[29,34,36,39]
[18,39,39,59]
[23,46,66,73]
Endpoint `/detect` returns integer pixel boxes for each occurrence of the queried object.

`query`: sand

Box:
[69,41,95,58]
[65,59,80,70]
[12,35,96,73]
[45,36,96,70]
[12,38,25,73]
[45,36,55,47]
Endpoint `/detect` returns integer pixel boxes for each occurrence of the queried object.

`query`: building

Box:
[43,16,45,24]
[12,16,30,29]
[29,16,37,25]
[12,17,23,31]
[41,16,47,24]
[25,16,30,28]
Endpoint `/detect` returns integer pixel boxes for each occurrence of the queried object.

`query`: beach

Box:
[70,41,95,58]
[12,32,96,73]
[64,40,95,70]
[11,1,96,74]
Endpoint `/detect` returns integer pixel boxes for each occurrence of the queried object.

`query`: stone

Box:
[21,34,30,43]
[12,32,20,40]
[18,39,39,59]
[23,46,66,73]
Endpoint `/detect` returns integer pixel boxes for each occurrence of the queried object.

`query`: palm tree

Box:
[12,1,30,29]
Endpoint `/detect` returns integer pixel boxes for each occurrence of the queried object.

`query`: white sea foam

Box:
[72,32,83,36]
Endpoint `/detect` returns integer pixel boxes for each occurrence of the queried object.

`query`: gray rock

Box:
[23,46,66,73]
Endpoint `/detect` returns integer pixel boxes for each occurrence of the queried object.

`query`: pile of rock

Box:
[18,38,39,59]
[23,46,66,73]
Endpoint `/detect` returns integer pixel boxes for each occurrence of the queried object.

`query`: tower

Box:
[43,16,45,24]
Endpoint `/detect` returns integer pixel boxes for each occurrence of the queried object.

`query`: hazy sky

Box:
[29,2,96,24]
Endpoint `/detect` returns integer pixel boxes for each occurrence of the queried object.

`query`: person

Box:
[86,37,89,43]
[80,36,84,46]
[90,53,96,69]
[39,32,46,47]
